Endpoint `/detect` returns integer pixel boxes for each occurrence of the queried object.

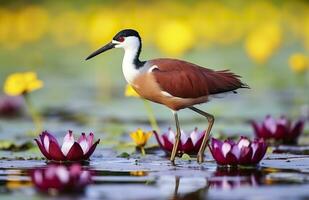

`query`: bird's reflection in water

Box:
[169,176,209,200]
[168,167,264,199]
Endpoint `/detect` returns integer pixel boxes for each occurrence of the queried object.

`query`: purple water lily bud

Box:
[31,164,92,193]
[0,95,23,117]
[251,115,305,144]
[209,137,267,166]
[154,128,205,155]
[35,130,100,162]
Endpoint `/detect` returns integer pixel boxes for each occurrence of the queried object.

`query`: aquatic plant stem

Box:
[142,100,160,133]
[23,93,42,134]
[140,147,146,156]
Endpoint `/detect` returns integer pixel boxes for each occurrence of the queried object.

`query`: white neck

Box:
[122,47,140,84]
[119,37,143,84]
[122,45,139,67]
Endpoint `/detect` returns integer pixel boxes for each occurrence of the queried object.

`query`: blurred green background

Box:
[0,0,308,138]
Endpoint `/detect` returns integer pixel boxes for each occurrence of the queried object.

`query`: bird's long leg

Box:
[170,111,181,165]
[189,106,214,164]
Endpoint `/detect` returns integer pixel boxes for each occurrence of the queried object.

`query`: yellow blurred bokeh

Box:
[289,53,309,74]
[0,1,308,64]
[245,23,282,64]
[156,20,195,56]
[50,11,85,47]
[87,9,121,48]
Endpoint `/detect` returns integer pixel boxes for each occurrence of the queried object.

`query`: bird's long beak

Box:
[85,42,115,60]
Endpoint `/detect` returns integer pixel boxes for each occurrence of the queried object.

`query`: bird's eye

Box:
[118,37,125,42]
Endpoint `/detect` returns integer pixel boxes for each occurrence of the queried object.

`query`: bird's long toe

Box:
[197,153,204,164]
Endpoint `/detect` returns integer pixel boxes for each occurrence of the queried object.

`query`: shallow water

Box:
[1,148,309,200]
[0,77,308,199]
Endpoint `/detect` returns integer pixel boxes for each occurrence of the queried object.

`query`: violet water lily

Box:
[251,115,305,144]
[35,130,100,161]
[154,128,205,155]
[209,137,267,166]
[31,164,92,193]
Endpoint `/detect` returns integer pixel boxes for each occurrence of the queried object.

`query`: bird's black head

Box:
[113,29,141,42]
[86,29,141,60]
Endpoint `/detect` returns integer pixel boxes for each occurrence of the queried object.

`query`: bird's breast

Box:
[122,62,140,84]
[131,72,162,100]
[122,62,154,84]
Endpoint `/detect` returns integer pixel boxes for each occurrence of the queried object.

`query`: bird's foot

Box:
[197,153,204,164]
[170,158,176,166]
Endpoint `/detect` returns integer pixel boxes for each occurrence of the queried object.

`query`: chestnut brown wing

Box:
[150,58,248,99]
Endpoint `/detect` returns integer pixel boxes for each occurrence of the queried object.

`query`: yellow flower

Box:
[289,53,309,73]
[125,84,139,98]
[130,128,152,148]
[3,72,43,96]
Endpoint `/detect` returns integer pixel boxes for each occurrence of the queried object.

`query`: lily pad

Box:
[0,140,33,152]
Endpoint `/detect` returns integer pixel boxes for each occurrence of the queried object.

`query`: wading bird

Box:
[86,29,248,164]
